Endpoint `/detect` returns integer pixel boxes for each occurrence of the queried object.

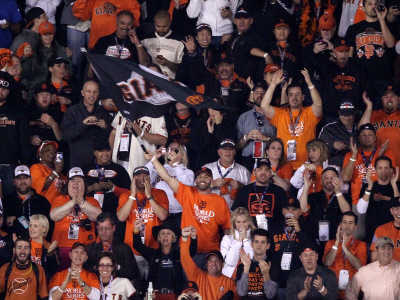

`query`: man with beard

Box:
[49,242,100,300]
[91,10,150,78]
[357,156,400,243]
[232,158,288,229]
[141,10,184,79]
[359,86,400,165]
[0,238,48,300]
[318,101,358,168]
[237,82,277,170]
[346,237,400,299]
[286,245,338,299]
[343,123,396,238]
[2,165,52,239]
[300,167,351,248]
[147,151,231,254]
[117,166,168,281]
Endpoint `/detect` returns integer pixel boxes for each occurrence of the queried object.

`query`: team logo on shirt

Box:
[193,202,215,224]
[10,277,30,295]
[105,46,131,60]
[87,169,117,178]
[287,121,304,136]
[355,30,384,59]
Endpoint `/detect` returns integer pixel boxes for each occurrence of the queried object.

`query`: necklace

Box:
[13,263,32,276]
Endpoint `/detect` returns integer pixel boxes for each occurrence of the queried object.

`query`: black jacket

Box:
[85,238,140,286]
[2,189,53,239]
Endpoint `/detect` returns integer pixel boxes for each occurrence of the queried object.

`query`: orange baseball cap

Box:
[39,21,55,35]
[318,13,336,30]
[264,64,281,73]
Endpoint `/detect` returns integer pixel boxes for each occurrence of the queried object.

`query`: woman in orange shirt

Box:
[290,139,330,198]
[266,138,293,192]
[29,214,59,281]
[30,141,67,204]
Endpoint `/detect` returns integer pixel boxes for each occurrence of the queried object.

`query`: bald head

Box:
[154,10,171,37]
[81,80,99,106]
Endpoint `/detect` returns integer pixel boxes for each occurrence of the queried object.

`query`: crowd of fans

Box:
[1,0,400,299]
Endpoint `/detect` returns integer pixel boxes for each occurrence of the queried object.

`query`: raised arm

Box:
[342,138,358,182]
[358,92,373,127]
[301,68,322,118]
[261,70,285,119]
[376,7,396,48]
[299,171,312,213]
[147,151,179,193]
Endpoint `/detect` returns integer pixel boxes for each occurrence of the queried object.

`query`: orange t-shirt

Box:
[30,164,67,205]
[175,183,231,253]
[72,0,141,49]
[371,222,400,261]
[117,188,169,255]
[49,269,100,300]
[343,148,396,204]
[0,263,48,300]
[180,239,239,300]
[31,240,43,265]
[269,106,322,170]
[50,195,100,247]
[370,110,400,166]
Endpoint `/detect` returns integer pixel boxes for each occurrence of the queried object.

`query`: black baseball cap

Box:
[48,55,69,67]
[322,166,339,177]
[71,242,88,252]
[34,82,51,95]
[195,167,213,178]
[283,197,301,209]
[391,196,400,208]
[219,139,236,149]
[358,123,376,135]
[182,281,199,293]
[339,101,355,116]
[0,71,12,89]
[332,37,350,51]
[215,52,234,65]
[196,23,212,34]
[205,250,224,262]
[235,6,251,18]
[255,158,271,169]
[133,166,150,176]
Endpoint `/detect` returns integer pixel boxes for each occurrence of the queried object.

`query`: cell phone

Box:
[157,55,164,59]
[253,141,264,158]
[56,152,63,162]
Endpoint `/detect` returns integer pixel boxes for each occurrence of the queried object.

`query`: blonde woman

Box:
[29,214,59,280]
[145,142,194,228]
[290,139,330,199]
[220,207,256,278]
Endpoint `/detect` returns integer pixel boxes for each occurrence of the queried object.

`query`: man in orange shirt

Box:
[371,196,400,262]
[359,87,400,165]
[49,242,100,300]
[180,226,238,299]
[342,123,396,239]
[0,238,48,300]
[147,151,231,255]
[323,211,367,299]
[117,166,168,280]
[261,68,323,170]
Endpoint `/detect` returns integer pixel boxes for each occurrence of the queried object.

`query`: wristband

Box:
[129,195,136,201]
[350,158,356,162]
[53,170,60,178]
[79,200,86,207]
[58,287,65,293]
[148,195,154,201]
[139,130,144,138]
[99,100,102,106]
[318,286,325,293]
[335,192,343,197]
[243,135,247,141]
[250,91,254,94]
[136,44,143,48]
[49,175,54,181]
[332,245,338,250]
[365,191,371,195]
[263,52,269,58]
[308,85,315,90]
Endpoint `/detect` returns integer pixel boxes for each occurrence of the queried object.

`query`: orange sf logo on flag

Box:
[185,95,204,105]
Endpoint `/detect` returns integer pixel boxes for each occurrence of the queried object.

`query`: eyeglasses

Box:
[256,116,265,127]
[96,227,113,232]
[98,264,114,268]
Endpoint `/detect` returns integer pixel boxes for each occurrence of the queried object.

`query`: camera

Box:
[79,219,92,231]
[377,4,386,11]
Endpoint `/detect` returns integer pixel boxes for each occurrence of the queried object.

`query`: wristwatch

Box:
[79,281,86,287]
[148,195,154,201]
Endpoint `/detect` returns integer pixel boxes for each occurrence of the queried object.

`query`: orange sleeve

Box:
[180,238,202,282]
[84,271,100,289]
[356,241,367,266]
[49,270,65,290]
[342,151,352,170]
[38,265,49,298]
[322,239,335,262]
[174,182,191,206]
[268,107,284,127]
[72,0,95,21]
[117,193,129,211]
[0,264,7,293]
[121,0,141,27]
[30,165,46,194]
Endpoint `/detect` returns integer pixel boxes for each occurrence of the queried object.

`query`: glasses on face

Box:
[256,116,265,127]
[97,227,113,232]
[98,264,113,268]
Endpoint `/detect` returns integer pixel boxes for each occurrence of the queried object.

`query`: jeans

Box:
[67,27,89,88]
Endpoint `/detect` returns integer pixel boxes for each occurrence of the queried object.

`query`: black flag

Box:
[85,53,226,121]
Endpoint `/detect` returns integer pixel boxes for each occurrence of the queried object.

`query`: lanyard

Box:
[360,147,377,172]
[137,198,147,216]
[217,162,234,179]
[100,276,113,300]
[115,37,127,57]
[323,193,335,219]
[284,227,296,241]
[173,116,192,129]
[253,111,265,129]
[277,43,286,69]
[254,183,270,213]
[289,109,302,136]
[22,192,32,218]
